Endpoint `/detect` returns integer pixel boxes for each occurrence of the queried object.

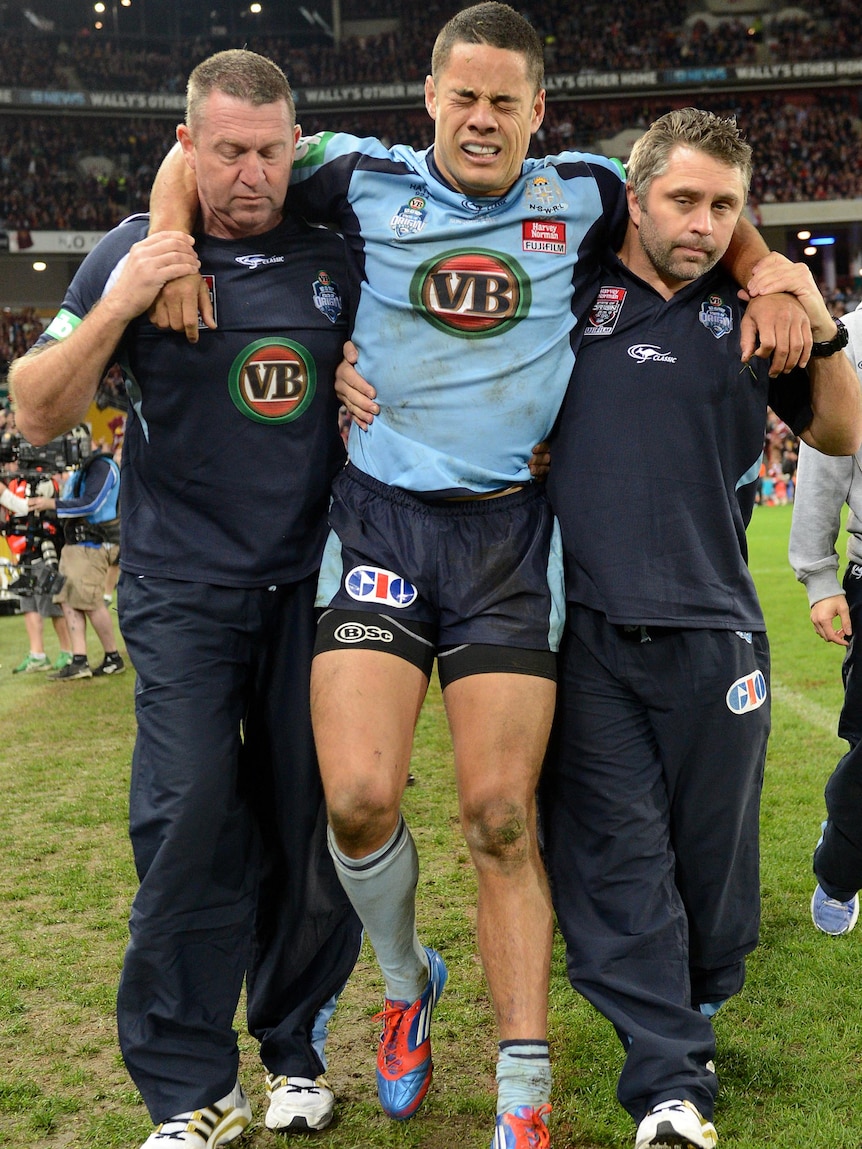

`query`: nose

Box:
[689,204,714,235]
[467,98,499,132]
[238,152,265,186]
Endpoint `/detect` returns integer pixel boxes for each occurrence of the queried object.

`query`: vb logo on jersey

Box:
[409,248,530,338]
[228,338,316,424]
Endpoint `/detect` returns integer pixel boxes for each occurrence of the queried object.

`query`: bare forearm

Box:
[722,215,769,286]
[10,304,125,444]
[803,351,862,456]
[150,142,198,233]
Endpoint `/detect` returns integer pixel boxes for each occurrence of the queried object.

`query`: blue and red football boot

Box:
[375,946,448,1120]
[491,1104,552,1149]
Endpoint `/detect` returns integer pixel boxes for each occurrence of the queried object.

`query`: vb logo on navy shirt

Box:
[229,338,316,424]
[726,670,767,714]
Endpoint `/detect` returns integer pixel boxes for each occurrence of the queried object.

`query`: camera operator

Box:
[29,430,124,679]
[1,466,73,673]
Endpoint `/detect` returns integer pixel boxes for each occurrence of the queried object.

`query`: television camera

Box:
[0,427,92,598]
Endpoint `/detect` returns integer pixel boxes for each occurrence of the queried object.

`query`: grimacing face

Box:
[627,145,746,288]
[178,89,300,239]
[424,41,545,199]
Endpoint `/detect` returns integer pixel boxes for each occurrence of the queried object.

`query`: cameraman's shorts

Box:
[18,561,64,618]
[55,542,119,611]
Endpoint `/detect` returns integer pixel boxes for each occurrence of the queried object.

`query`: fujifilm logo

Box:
[627,343,678,364]
[235,253,286,270]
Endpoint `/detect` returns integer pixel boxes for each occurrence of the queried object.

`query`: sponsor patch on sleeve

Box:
[44,307,82,341]
[584,286,626,336]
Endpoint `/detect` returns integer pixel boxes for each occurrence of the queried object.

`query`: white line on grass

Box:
[771,678,839,736]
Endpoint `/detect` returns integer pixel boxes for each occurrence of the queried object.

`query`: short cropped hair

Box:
[186,49,295,132]
[431,2,545,94]
[627,108,753,202]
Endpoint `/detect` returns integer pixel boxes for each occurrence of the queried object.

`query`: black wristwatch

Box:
[810,316,849,358]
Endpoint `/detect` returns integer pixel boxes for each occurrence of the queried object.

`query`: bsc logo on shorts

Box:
[725,670,767,715]
[345,566,418,608]
[334,622,394,644]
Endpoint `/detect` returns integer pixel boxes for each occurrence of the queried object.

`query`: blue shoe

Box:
[811,883,860,935]
[375,946,447,1120]
[491,1105,551,1148]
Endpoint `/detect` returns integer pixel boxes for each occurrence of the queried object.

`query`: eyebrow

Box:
[451,86,520,103]
[666,184,742,205]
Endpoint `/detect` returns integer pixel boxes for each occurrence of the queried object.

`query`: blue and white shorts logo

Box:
[726,669,768,714]
[345,566,418,608]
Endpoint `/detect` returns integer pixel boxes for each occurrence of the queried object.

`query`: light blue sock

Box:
[327,817,429,1003]
[495,1040,552,1115]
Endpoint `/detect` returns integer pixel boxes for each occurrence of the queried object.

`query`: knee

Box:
[326,782,399,856]
[461,796,534,869]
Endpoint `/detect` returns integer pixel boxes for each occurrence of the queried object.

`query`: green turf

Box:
[0,509,858,1147]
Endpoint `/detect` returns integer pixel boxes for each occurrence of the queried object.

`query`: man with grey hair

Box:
[540,108,861,1149]
[10,48,361,1149]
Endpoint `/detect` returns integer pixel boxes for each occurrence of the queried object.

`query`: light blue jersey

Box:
[289,133,627,494]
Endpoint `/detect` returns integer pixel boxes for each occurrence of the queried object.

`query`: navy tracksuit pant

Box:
[815,563,862,901]
[116,573,362,1121]
[541,604,769,1124]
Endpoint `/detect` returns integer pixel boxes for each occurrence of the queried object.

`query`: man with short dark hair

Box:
[540,108,861,1149]
[10,48,361,1149]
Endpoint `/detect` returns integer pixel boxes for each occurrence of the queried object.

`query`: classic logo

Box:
[345,566,418,608]
[726,669,768,714]
[333,622,394,643]
[585,286,626,336]
[699,295,733,339]
[409,249,530,338]
[228,338,316,424]
[235,253,286,270]
[627,343,678,364]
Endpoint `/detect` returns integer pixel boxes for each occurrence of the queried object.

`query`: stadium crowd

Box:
[1,1,862,90]
[0,87,860,233]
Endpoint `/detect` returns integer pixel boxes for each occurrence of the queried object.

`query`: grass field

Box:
[0,502,859,1149]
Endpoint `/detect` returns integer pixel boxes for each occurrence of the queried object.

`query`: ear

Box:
[177,124,196,171]
[531,88,546,135]
[424,74,437,121]
[626,182,641,226]
[293,124,301,145]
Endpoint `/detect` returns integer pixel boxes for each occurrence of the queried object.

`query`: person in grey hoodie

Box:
[790,299,862,935]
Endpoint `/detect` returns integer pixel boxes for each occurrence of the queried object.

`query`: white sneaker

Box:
[140,1082,251,1148]
[264,1073,335,1132]
[635,1099,717,1149]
